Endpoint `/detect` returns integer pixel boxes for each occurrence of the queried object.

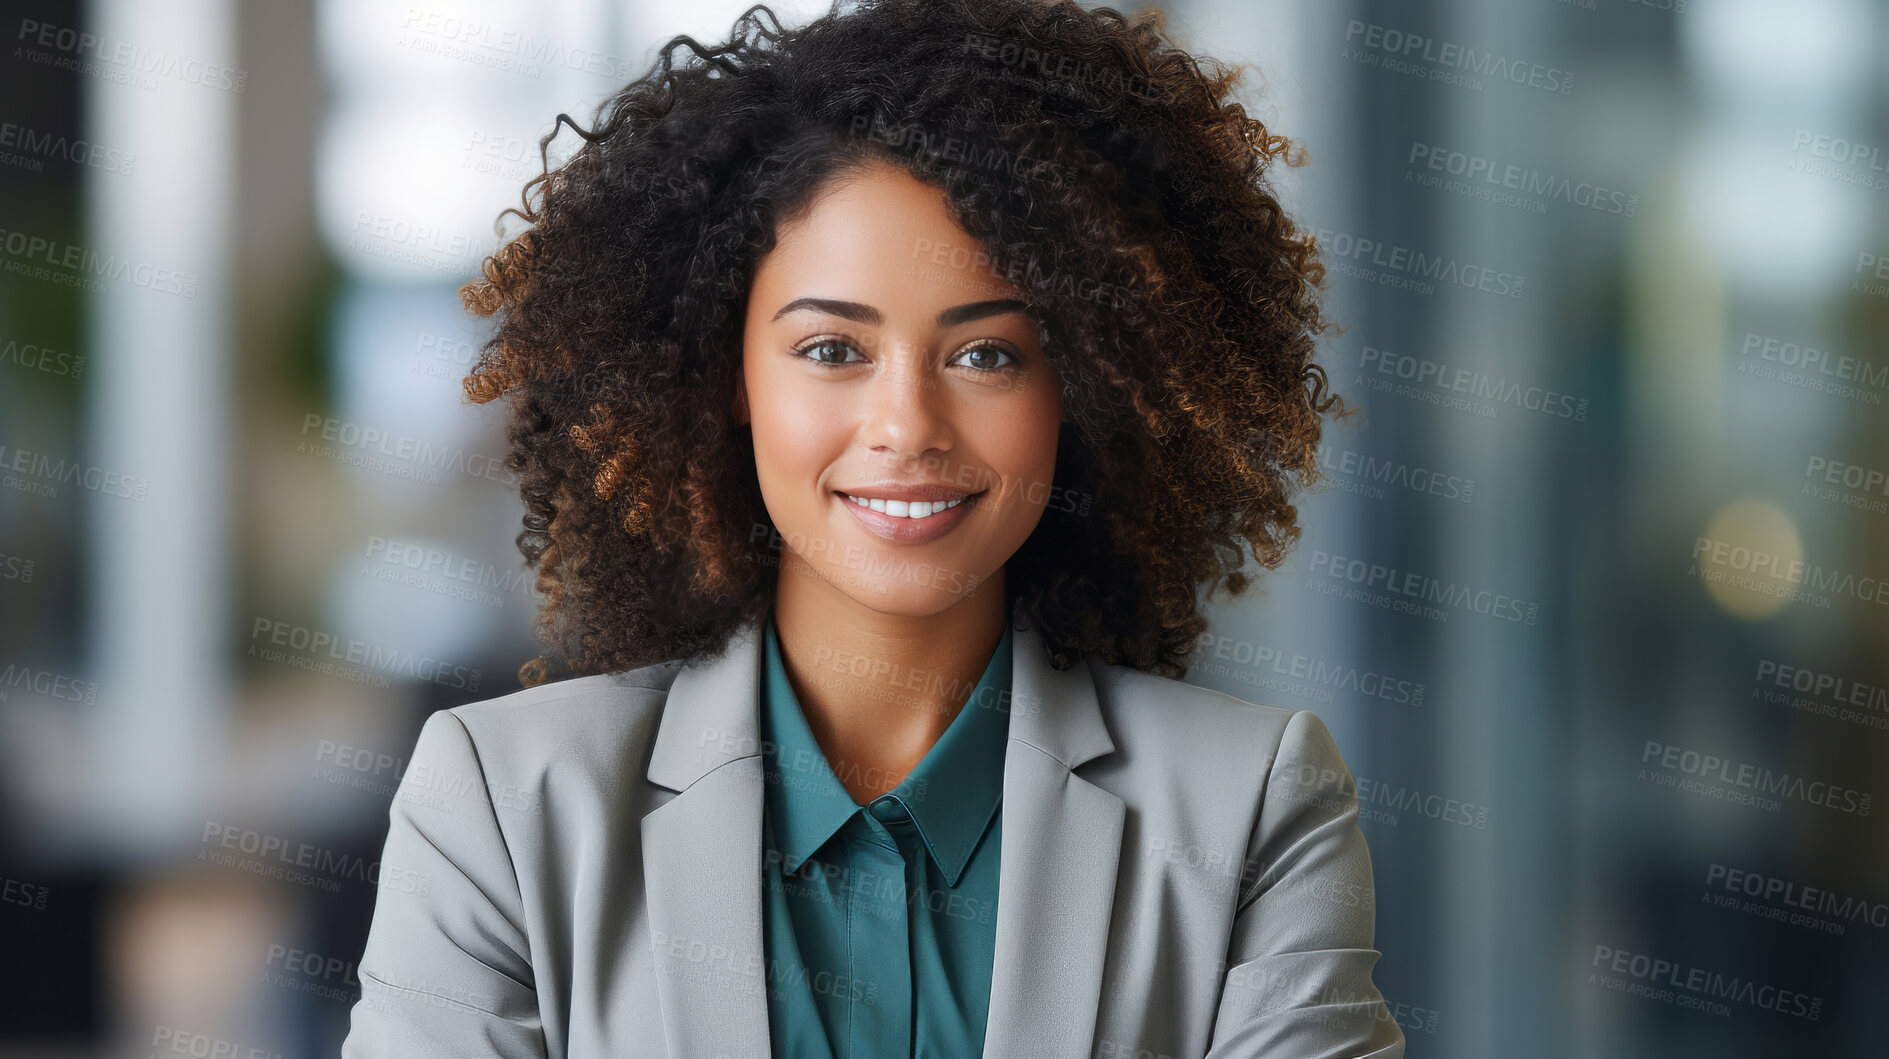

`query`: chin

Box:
[827,572,987,616]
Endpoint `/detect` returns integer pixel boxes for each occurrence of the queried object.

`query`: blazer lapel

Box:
[983,612,1126,1059]
[637,606,1126,1059]
[641,615,773,1058]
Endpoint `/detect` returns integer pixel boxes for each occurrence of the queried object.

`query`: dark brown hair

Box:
[460,0,1347,687]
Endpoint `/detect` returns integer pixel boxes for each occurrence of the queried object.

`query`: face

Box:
[736,158,1066,618]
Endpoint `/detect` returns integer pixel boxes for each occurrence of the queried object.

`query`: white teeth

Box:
[843,493,967,518]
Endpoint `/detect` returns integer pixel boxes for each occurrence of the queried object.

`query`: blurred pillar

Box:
[82,0,235,859]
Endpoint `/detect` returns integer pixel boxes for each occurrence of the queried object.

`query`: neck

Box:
[770,559,1008,803]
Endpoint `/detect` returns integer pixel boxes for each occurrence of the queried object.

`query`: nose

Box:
[856,346,955,470]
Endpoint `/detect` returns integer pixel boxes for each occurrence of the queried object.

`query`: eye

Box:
[951,342,1019,372]
[791,336,867,368]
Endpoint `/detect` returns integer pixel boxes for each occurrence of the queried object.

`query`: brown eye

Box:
[793,337,866,367]
[952,343,1018,372]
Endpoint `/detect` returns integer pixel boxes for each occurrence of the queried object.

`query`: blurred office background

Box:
[1,0,1884,1055]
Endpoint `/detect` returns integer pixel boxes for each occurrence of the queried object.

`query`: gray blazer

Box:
[342,608,1406,1058]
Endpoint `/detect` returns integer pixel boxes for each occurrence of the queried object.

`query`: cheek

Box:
[747,371,844,503]
[1015,389,1065,468]
[987,400,1063,516]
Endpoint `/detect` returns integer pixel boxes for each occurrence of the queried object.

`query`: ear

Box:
[733,372,750,425]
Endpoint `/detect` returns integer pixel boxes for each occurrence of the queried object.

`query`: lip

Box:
[835,489,983,544]
[833,482,978,503]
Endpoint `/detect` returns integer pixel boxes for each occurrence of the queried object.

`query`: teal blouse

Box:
[758,616,1012,1059]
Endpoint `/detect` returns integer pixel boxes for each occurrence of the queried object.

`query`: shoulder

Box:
[1078,657,1360,863]
[410,659,686,788]
[1081,656,1338,777]
[1080,658,1369,913]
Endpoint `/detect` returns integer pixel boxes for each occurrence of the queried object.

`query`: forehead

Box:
[753,161,1025,311]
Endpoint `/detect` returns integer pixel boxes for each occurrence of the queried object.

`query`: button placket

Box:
[846,806,914,1057]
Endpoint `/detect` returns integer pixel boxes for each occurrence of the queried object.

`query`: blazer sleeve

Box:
[1203,709,1406,1058]
[341,710,548,1058]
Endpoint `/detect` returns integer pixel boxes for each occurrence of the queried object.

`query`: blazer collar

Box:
[647,599,1118,791]
[639,600,1126,1059]
[758,614,1014,888]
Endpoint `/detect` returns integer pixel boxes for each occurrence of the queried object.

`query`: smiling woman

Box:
[342,1,1403,1056]
[737,162,1067,720]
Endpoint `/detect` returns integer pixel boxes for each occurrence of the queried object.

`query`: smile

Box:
[838,492,972,518]
[833,489,984,544]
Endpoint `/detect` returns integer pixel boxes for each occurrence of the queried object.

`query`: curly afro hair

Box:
[460,0,1348,688]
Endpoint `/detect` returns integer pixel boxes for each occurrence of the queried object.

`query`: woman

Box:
[343,0,1404,1055]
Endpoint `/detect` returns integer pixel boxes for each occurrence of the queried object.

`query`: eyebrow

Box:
[770,297,1030,328]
